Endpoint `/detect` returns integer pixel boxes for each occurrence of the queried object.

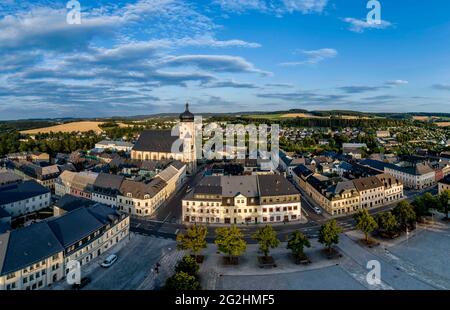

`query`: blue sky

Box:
[0,0,449,119]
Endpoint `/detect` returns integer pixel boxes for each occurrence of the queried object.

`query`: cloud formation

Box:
[280,48,337,66]
[432,83,450,91]
[343,17,392,33]
[213,0,328,15]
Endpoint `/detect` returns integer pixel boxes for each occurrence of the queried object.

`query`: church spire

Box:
[180,101,194,122]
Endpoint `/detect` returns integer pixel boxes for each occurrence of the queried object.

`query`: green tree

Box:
[412,192,437,218]
[377,211,398,233]
[437,190,450,220]
[165,271,201,290]
[175,256,199,276]
[252,225,280,258]
[353,209,378,243]
[318,219,343,253]
[215,225,247,264]
[286,231,311,259]
[176,225,207,260]
[392,200,416,229]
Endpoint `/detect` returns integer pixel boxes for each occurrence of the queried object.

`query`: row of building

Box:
[182,174,302,224]
[293,164,404,216]
[0,203,129,290]
[55,161,186,216]
[359,159,448,190]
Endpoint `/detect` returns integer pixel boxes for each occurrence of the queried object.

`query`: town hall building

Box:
[130,104,197,173]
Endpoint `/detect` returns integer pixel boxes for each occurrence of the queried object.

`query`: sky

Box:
[0,0,449,119]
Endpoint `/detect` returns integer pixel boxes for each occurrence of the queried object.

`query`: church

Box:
[130,104,197,173]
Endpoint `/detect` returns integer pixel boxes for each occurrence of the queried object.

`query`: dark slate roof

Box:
[338,161,354,171]
[47,208,104,248]
[222,175,259,198]
[0,208,11,218]
[359,159,390,172]
[293,164,313,179]
[353,176,384,192]
[194,185,222,195]
[56,194,95,212]
[93,173,124,191]
[0,180,50,205]
[0,222,11,234]
[119,178,167,199]
[0,222,64,276]
[439,174,450,186]
[306,175,328,193]
[279,151,292,166]
[132,130,181,153]
[170,160,185,170]
[330,180,356,195]
[87,204,121,225]
[199,176,222,187]
[257,175,299,196]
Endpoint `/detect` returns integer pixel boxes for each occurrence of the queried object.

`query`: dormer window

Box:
[144,194,150,199]
[127,193,132,198]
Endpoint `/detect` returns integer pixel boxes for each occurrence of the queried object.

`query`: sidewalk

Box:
[198,240,343,289]
[137,249,186,290]
[49,232,136,290]
[338,232,437,290]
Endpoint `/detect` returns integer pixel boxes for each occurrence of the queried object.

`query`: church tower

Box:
[179,103,197,173]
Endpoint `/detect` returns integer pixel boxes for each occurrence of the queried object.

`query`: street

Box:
[129,169,439,244]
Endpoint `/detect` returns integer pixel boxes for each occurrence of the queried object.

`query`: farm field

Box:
[435,122,450,127]
[20,121,130,134]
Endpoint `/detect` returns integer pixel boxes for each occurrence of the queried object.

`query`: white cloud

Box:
[213,0,328,15]
[385,80,409,86]
[213,0,267,13]
[343,17,392,33]
[432,83,450,91]
[280,48,337,66]
[282,0,328,14]
[160,54,271,76]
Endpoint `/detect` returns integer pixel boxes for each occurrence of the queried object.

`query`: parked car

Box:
[72,277,91,290]
[101,254,118,268]
[313,206,322,215]
[186,187,193,193]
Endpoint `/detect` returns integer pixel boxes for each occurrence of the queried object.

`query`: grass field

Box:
[20,121,130,134]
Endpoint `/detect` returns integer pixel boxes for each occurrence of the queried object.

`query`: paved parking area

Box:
[50,233,177,290]
[86,234,176,290]
[388,224,450,287]
[205,221,450,290]
[216,266,366,290]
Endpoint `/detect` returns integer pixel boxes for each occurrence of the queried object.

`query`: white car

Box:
[101,254,118,268]
[313,207,322,215]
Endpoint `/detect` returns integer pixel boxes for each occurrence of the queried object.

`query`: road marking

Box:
[163,212,172,223]
[175,229,179,235]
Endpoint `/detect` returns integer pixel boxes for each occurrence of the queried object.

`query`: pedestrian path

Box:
[337,233,437,290]
[137,249,186,290]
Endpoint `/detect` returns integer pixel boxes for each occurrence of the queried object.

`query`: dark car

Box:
[72,277,91,290]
